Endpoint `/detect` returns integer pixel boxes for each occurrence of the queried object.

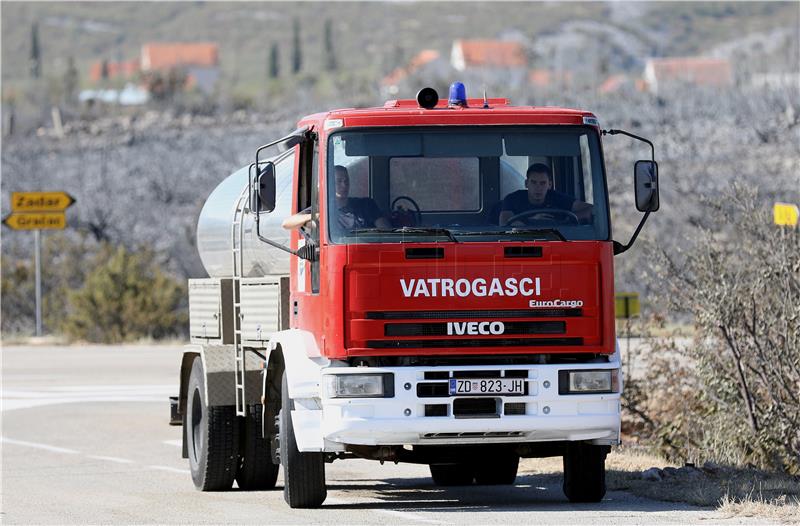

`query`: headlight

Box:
[323,373,394,398]
[558,369,619,394]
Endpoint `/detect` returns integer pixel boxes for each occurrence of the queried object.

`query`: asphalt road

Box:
[1,344,764,525]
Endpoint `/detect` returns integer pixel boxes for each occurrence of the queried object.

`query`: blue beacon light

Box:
[448,81,467,107]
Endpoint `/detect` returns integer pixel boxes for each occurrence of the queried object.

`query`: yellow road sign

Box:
[615,292,640,319]
[774,202,799,227]
[2,212,66,230]
[11,191,76,212]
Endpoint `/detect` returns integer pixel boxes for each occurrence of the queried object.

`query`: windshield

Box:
[326,126,609,244]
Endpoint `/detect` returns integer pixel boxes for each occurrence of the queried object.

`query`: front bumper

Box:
[319,362,620,447]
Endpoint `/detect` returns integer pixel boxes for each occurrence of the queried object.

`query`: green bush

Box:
[60,244,187,343]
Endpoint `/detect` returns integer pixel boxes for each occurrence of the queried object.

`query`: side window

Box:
[579,134,594,204]
[309,142,320,293]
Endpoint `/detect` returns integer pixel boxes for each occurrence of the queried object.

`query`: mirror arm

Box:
[255,126,310,168]
[602,129,655,163]
[613,210,651,256]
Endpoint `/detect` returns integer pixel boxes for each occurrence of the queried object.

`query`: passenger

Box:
[499,163,592,226]
[282,165,390,231]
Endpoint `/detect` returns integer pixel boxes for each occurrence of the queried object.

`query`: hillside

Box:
[2,1,797,96]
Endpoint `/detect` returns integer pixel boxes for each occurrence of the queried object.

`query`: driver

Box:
[282,165,390,231]
[499,163,592,226]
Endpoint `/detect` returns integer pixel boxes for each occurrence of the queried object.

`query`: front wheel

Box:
[185,357,239,491]
[562,442,607,502]
[474,455,519,485]
[430,463,474,486]
[279,372,327,508]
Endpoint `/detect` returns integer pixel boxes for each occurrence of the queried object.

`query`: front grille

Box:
[367,337,583,349]
[453,397,498,418]
[385,321,565,336]
[366,309,582,320]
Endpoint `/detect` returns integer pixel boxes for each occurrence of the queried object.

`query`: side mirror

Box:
[634,160,659,212]
[255,162,276,213]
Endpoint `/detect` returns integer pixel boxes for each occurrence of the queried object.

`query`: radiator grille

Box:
[366,309,582,320]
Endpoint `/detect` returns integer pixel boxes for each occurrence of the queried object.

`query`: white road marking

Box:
[87,455,136,464]
[1,437,80,454]
[1,437,189,476]
[162,439,182,448]
[2,385,175,412]
[148,465,191,475]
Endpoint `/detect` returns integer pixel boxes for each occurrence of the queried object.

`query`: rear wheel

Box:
[186,357,239,491]
[235,404,279,490]
[280,372,327,508]
[474,455,519,485]
[430,463,474,486]
[562,442,607,502]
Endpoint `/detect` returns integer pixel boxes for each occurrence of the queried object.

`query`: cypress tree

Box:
[30,23,41,78]
[291,18,302,74]
[323,19,337,72]
[269,42,280,79]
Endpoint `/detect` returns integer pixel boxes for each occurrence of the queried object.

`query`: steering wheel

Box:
[391,196,422,227]
[505,208,579,225]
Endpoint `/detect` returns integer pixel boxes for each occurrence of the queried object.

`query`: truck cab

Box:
[175,86,659,508]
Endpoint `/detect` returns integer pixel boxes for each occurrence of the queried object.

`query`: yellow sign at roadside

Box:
[774,202,799,227]
[2,212,66,230]
[11,191,75,212]
[615,292,640,319]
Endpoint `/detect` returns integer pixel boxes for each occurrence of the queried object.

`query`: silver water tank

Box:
[197,151,295,277]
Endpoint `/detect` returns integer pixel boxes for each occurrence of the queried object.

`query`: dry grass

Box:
[519,447,800,523]
[719,493,800,524]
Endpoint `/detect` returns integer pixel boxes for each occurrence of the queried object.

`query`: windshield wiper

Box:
[457,228,566,241]
[350,227,460,243]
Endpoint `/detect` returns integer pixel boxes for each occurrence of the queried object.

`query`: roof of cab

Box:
[298,98,598,130]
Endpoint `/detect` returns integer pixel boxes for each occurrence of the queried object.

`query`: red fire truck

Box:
[171,84,659,508]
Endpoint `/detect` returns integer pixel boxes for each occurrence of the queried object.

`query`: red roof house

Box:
[643,57,733,94]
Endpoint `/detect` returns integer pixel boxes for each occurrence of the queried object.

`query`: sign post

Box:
[3,191,76,336]
[615,292,641,378]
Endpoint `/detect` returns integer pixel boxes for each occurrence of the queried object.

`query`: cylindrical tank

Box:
[197,151,295,277]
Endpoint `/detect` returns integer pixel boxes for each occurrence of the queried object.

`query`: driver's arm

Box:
[282,207,315,230]
[571,201,593,221]
[498,210,514,226]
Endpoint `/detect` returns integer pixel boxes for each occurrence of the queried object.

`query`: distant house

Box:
[528,69,573,90]
[88,42,220,96]
[89,59,141,83]
[79,83,150,106]
[140,43,220,94]
[381,50,447,97]
[643,57,733,94]
[450,39,528,86]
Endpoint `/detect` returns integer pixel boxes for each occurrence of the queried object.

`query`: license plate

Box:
[449,378,525,396]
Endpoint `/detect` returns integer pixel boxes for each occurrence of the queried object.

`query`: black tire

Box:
[280,372,327,508]
[235,404,279,490]
[186,357,239,491]
[429,463,475,486]
[562,442,607,503]
[474,455,519,485]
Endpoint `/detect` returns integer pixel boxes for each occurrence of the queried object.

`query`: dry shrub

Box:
[631,186,800,474]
